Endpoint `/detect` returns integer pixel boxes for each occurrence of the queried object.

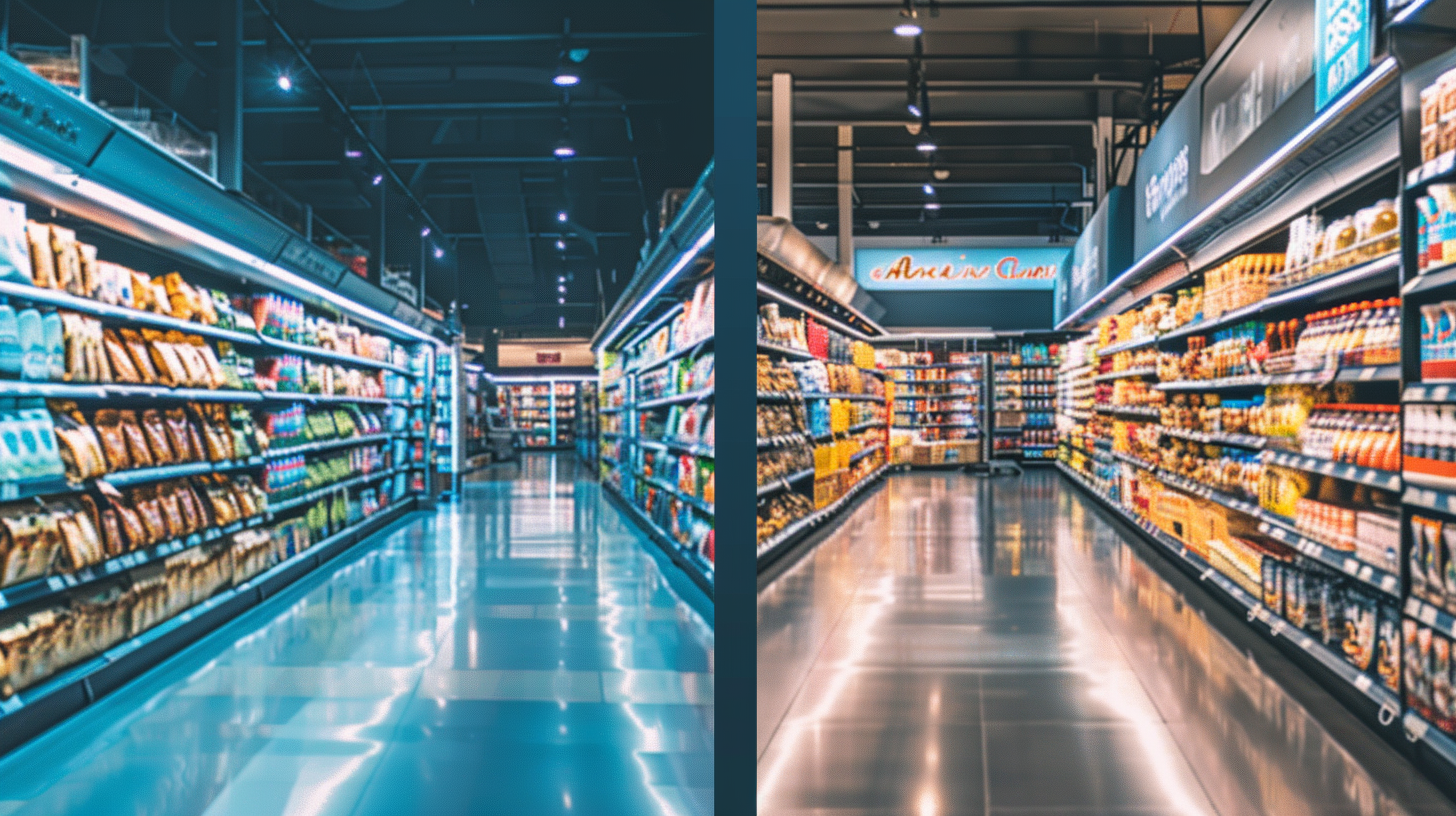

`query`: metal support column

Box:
[216,0,243,191]
[771,72,794,220]
[836,125,854,269]
[1094,90,1113,204]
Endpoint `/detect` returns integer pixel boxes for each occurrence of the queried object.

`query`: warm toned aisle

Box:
[0,453,712,816]
[757,469,1456,816]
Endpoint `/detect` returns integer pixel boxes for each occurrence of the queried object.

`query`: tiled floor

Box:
[0,453,713,816]
[757,469,1456,816]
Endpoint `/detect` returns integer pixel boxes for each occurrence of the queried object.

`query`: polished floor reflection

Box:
[757,469,1456,816]
[0,453,712,816]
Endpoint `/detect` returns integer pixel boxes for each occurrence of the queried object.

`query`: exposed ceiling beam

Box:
[758,1,1245,8]
[244,100,670,115]
[116,32,705,49]
[756,79,1146,91]
[259,156,632,167]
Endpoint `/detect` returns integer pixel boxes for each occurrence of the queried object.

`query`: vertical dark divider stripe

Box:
[714,0,755,812]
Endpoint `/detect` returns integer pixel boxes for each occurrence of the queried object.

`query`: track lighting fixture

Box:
[894,0,921,36]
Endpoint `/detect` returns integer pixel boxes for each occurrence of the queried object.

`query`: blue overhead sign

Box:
[1316,0,1371,110]
[854,247,1068,291]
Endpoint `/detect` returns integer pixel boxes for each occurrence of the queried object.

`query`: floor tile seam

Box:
[1051,478,1230,816]
[980,673,993,816]
[755,491,902,763]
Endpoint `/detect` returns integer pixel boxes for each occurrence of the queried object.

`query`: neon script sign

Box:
[855,247,1067,291]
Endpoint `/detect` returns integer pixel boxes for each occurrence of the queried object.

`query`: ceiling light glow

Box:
[894,22,922,36]
[276,74,293,91]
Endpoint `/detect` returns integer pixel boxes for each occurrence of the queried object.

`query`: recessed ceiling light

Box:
[276,74,293,91]
[893,21,922,36]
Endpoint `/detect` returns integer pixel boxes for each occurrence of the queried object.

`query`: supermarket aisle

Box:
[757,469,1456,816]
[0,453,713,816]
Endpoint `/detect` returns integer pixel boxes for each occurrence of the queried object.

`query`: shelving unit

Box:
[0,107,436,754]
[499,380,577,450]
[575,380,599,468]
[756,220,888,568]
[1046,24,1456,776]
[590,162,714,594]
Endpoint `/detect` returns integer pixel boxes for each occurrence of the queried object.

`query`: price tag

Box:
[1359,367,1377,381]
[0,696,23,715]
[1410,167,1423,186]
[1343,558,1359,575]
[1439,152,1455,175]
[1382,575,1399,593]
[1407,597,1423,616]
[62,573,77,587]
[1319,462,1336,475]
[0,592,8,610]
[1421,604,1440,625]
[1355,674,1373,692]
[1436,386,1451,402]
[1407,713,1431,741]
[46,576,65,592]
[1358,565,1374,582]
[1269,619,1286,636]
[1299,636,1313,650]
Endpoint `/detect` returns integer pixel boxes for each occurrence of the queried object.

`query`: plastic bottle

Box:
[41,310,63,381]
[0,300,20,378]
[17,307,42,381]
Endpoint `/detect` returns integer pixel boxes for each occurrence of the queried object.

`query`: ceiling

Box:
[8,0,712,338]
[757,0,1249,242]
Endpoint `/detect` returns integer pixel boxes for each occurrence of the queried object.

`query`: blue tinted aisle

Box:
[0,453,713,816]
[758,470,1456,816]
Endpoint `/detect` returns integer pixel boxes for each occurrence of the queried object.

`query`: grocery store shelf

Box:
[1154,375,1269,391]
[1407,150,1456,188]
[638,437,715,458]
[1256,518,1401,598]
[1404,382,1456,403]
[847,420,883,433]
[883,363,980,370]
[1091,367,1158,383]
[642,476,714,517]
[1056,462,1402,716]
[1267,364,1400,384]
[255,334,412,375]
[1096,335,1159,356]
[1159,426,1267,449]
[258,391,400,405]
[1164,255,1400,343]
[630,335,713,376]
[756,340,816,360]
[600,407,624,414]
[758,433,808,450]
[892,421,980,430]
[803,392,884,402]
[1404,482,1456,516]
[0,514,267,613]
[1403,261,1456,296]
[1265,450,1401,491]
[266,467,403,515]
[0,496,420,755]
[890,388,979,396]
[637,388,715,409]
[756,391,802,402]
[849,443,884,464]
[757,464,888,568]
[1094,404,1160,419]
[263,434,393,459]
[757,468,814,498]
[895,408,978,415]
[601,481,712,597]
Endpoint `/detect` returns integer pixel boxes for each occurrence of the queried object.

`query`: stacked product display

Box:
[501,381,576,449]
[599,272,714,587]
[992,344,1060,461]
[0,197,431,725]
[461,364,489,472]
[575,381,598,468]
[756,269,888,562]
[878,348,982,467]
[1053,76,1456,756]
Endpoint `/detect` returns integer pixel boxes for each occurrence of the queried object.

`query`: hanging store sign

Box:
[1200,0,1315,174]
[1064,187,1133,322]
[1315,0,1371,110]
[1134,90,1203,260]
[854,247,1067,291]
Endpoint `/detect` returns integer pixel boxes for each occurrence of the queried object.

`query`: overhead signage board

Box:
[1200,0,1315,175]
[1134,88,1202,260]
[854,246,1067,291]
[1315,0,1371,110]
[1064,186,1133,321]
